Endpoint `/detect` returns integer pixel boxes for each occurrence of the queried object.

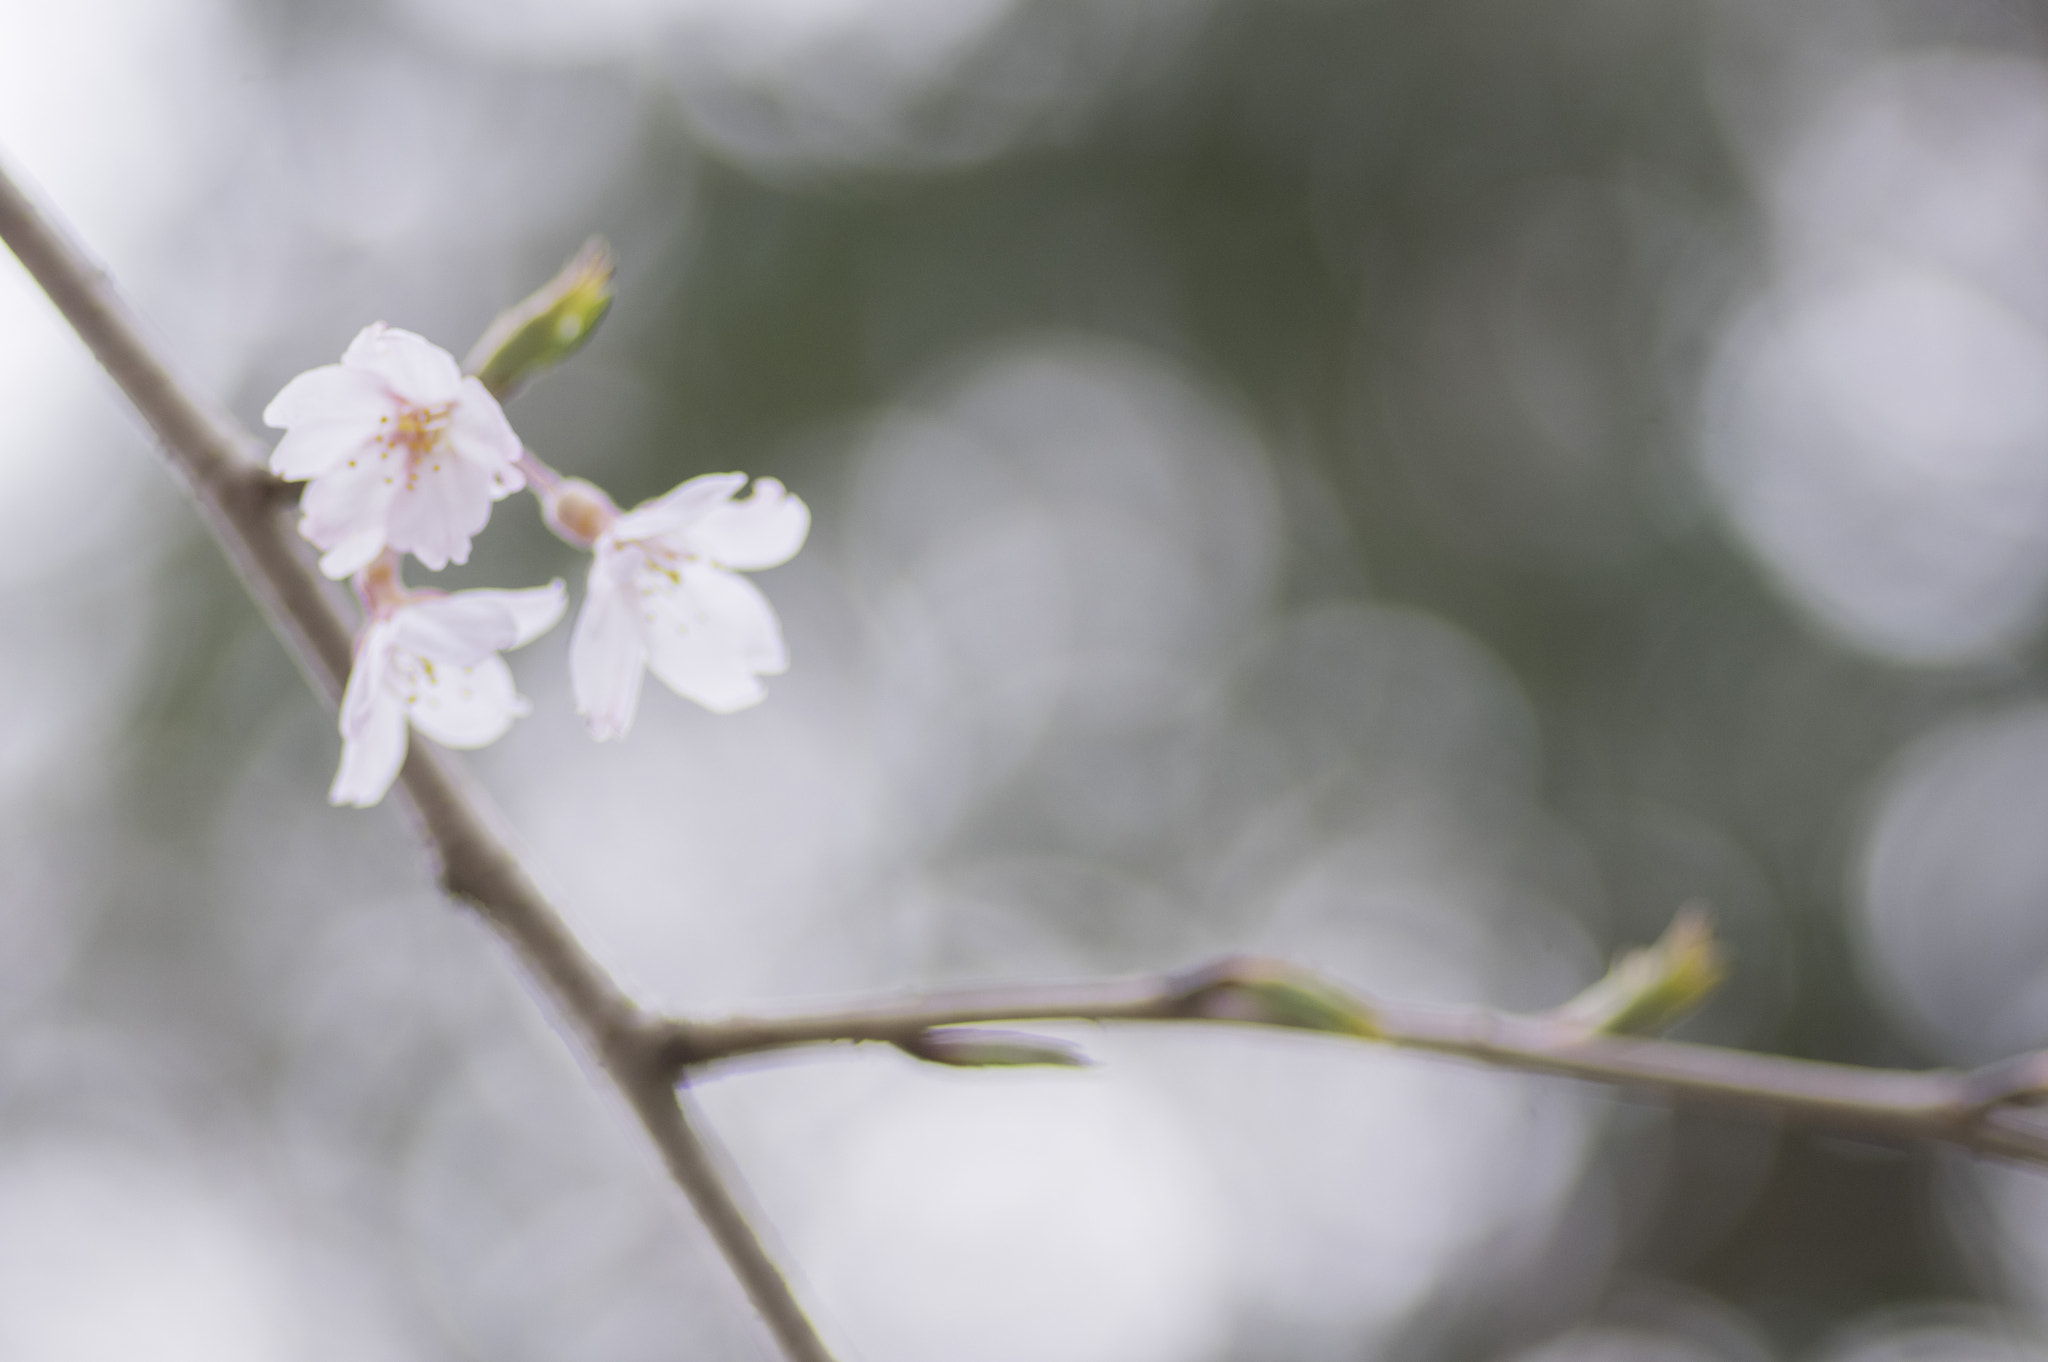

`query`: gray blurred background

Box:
[7,0,2048,1358]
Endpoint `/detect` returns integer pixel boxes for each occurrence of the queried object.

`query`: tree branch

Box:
[652,957,2048,1166]
[0,160,839,1362]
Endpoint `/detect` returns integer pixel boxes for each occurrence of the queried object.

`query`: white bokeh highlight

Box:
[0,1144,301,1362]
[1184,1041,1601,1349]
[398,0,1211,174]
[1700,55,2048,664]
[0,0,244,581]
[1813,1313,2048,1362]
[1855,703,2048,1061]
[796,1070,1230,1362]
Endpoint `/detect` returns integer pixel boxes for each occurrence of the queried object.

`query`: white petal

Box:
[299,460,401,578]
[641,560,787,714]
[612,472,748,543]
[338,620,397,738]
[392,582,567,664]
[677,477,810,570]
[270,419,381,482]
[318,529,388,581]
[329,683,409,807]
[383,455,501,570]
[570,550,649,741]
[491,579,570,647]
[341,323,464,407]
[391,598,505,667]
[263,361,390,449]
[446,378,526,476]
[401,652,527,749]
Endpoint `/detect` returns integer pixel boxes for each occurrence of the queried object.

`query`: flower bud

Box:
[1553,903,1726,1037]
[466,237,616,399]
[896,1028,1092,1068]
[542,477,618,549]
[1175,958,1382,1038]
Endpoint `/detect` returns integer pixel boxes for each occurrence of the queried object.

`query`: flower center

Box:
[638,542,696,588]
[632,545,711,634]
[377,403,454,485]
[389,646,478,710]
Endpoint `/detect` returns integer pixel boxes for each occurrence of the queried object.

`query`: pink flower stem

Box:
[517,448,564,495]
[353,550,411,617]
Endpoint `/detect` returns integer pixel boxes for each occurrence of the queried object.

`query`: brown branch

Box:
[652,957,2048,1166]
[0,161,838,1362]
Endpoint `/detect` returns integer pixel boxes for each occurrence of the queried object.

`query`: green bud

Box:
[1555,904,1727,1037]
[466,237,616,400]
[896,1028,1093,1069]
[1178,958,1382,1039]
[1234,975,1383,1039]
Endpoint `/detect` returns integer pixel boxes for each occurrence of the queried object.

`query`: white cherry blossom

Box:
[564,472,809,739]
[331,578,567,808]
[264,324,526,578]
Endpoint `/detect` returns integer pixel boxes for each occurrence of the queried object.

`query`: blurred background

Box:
[7,0,2048,1357]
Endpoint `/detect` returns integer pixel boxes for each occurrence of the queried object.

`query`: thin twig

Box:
[0,160,839,1362]
[652,958,2048,1166]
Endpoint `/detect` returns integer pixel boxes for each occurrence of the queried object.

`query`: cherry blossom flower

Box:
[330,576,567,808]
[264,324,526,578]
[557,472,809,739]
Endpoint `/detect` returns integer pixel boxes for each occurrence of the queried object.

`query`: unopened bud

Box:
[1229,976,1381,1038]
[466,237,616,399]
[543,478,618,549]
[1554,904,1727,1037]
[1177,958,1382,1039]
[896,1028,1092,1068]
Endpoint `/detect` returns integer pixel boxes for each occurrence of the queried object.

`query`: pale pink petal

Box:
[393,582,566,663]
[338,620,397,738]
[648,640,767,714]
[263,361,390,451]
[402,653,527,749]
[329,683,409,807]
[676,477,810,569]
[489,579,570,647]
[571,549,649,741]
[264,360,391,483]
[341,324,463,407]
[269,419,382,482]
[383,456,501,570]
[445,377,525,476]
[300,460,402,578]
[612,472,748,543]
[392,599,506,667]
[319,529,388,581]
[641,561,787,714]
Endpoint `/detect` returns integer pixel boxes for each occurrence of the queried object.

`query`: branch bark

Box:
[0,161,839,1362]
[652,958,2048,1166]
